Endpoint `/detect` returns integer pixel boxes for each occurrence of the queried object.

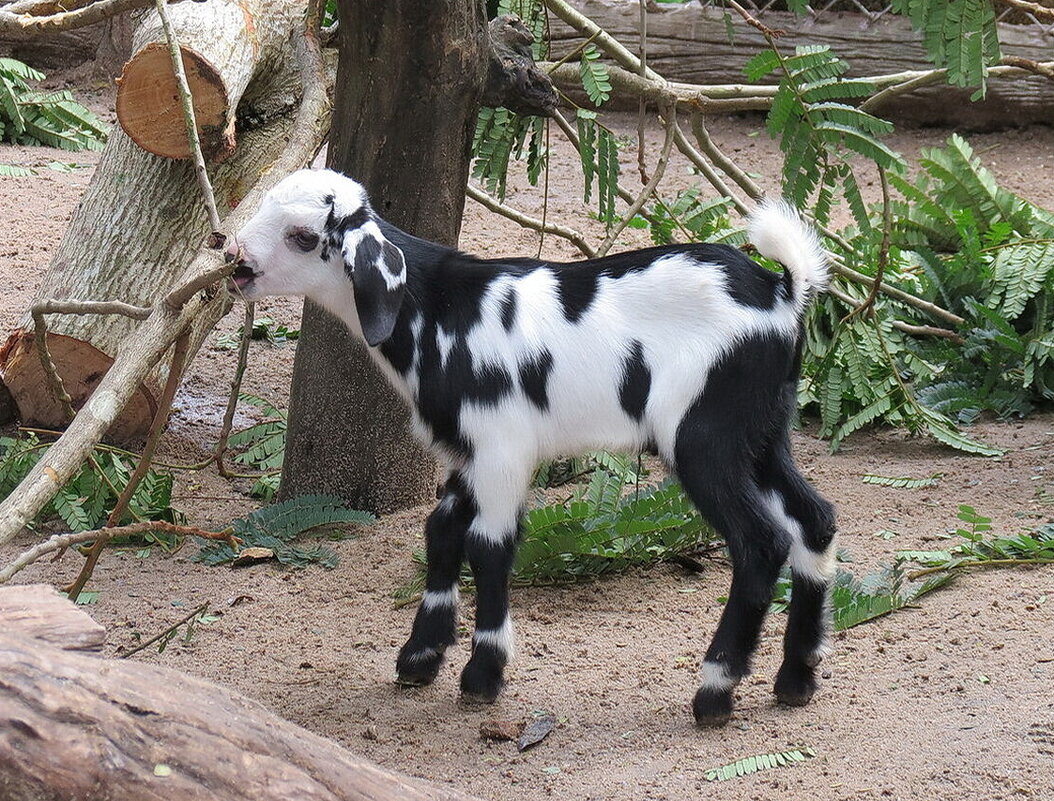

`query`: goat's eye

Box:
[289,229,319,252]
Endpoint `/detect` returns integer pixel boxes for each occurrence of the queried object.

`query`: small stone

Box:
[480,720,523,742]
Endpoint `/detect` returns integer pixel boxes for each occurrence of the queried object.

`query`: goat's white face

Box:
[229,169,407,345]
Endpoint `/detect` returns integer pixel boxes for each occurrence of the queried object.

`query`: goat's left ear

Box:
[342,225,407,346]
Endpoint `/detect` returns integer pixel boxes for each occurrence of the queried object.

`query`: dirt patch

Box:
[1,93,1053,801]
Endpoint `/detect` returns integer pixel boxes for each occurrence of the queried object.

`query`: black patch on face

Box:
[555,268,599,323]
[321,200,371,260]
[518,349,553,411]
[619,340,651,421]
[500,286,517,332]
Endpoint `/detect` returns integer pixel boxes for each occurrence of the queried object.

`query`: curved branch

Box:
[467,184,596,258]
[0,0,180,38]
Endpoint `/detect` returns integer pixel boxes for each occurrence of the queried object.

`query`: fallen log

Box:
[0,0,312,442]
[0,584,479,801]
[548,0,1054,128]
[0,583,105,651]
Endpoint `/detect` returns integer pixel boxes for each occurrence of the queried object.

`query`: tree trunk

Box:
[549,0,1054,128]
[279,0,489,514]
[0,584,481,801]
[0,0,308,443]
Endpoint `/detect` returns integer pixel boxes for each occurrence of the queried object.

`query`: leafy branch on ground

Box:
[0,57,107,151]
[193,494,374,569]
[704,747,817,782]
[0,433,181,541]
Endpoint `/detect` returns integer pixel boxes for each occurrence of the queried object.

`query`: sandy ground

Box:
[1,71,1054,800]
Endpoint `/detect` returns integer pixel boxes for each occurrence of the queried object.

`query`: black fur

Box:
[518,349,554,411]
[618,340,651,421]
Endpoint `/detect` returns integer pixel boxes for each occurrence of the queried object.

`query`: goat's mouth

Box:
[229,261,258,291]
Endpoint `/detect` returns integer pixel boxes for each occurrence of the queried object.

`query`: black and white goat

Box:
[229,169,837,726]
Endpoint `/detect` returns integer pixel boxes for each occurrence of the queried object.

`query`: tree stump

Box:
[0,584,481,801]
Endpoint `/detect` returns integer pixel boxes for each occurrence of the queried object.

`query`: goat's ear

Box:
[342,225,407,346]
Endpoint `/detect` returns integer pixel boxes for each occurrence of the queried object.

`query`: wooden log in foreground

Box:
[550,0,1054,128]
[0,584,480,801]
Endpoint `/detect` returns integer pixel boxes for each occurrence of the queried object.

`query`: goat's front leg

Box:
[458,455,532,702]
[396,473,473,686]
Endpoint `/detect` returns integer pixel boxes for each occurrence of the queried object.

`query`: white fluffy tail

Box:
[748,198,829,311]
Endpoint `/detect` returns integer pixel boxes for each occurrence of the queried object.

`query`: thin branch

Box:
[32,299,152,319]
[467,184,595,258]
[162,261,232,311]
[0,522,235,585]
[211,302,256,475]
[31,308,76,422]
[689,109,763,201]
[596,105,676,257]
[727,0,785,38]
[120,601,209,658]
[670,118,751,217]
[995,0,1054,22]
[0,0,177,38]
[153,0,223,239]
[64,332,192,601]
[543,0,664,82]
[636,0,648,186]
[1000,55,1054,81]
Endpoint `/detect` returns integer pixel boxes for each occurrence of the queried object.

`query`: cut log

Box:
[0,588,479,801]
[0,583,106,651]
[549,0,1054,128]
[0,0,312,443]
[114,0,293,160]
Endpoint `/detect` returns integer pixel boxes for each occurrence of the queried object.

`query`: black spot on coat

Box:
[619,340,651,421]
[518,349,554,411]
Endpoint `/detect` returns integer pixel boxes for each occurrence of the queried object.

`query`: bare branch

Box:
[153,0,223,239]
[211,302,255,475]
[543,0,664,82]
[467,185,596,258]
[0,0,180,38]
[0,521,235,585]
[689,110,763,201]
[996,0,1054,22]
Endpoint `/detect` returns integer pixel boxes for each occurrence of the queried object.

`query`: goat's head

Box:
[228,169,407,346]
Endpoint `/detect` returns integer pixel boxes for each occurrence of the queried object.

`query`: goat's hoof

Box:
[395,645,444,687]
[459,662,503,703]
[773,663,817,707]
[692,687,734,728]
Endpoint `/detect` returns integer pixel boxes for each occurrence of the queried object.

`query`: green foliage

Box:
[644,190,743,247]
[533,450,644,488]
[862,473,942,489]
[228,394,286,500]
[579,44,612,106]
[747,44,902,230]
[398,461,717,598]
[890,0,1000,95]
[472,107,546,201]
[193,494,373,569]
[0,434,181,534]
[0,58,107,150]
[898,506,1054,572]
[704,748,816,782]
[216,316,299,350]
[575,109,620,226]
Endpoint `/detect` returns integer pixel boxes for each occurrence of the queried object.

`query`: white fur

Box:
[762,489,837,585]
[473,616,516,660]
[748,197,830,311]
[699,660,738,693]
[421,587,459,611]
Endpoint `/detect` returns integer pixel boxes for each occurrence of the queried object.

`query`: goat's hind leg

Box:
[757,435,837,707]
[396,474,472,686]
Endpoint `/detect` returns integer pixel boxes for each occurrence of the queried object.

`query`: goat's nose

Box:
[224,240,242,264]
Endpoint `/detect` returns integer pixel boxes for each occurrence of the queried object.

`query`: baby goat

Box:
[230,169,837,727]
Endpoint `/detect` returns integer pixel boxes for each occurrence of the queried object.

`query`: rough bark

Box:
[0,583,106,651]
[549,0,1054,128]
[0,0,305,443]
[0,587,480,801]
[482,13,557,115]
[279,0,489,514]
